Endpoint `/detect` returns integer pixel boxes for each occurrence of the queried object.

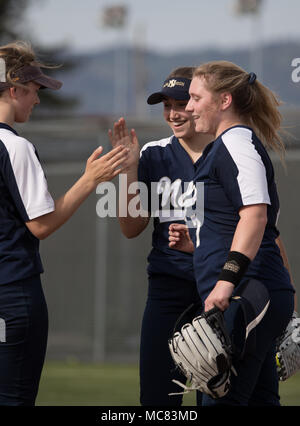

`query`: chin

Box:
[15,115,30,123]
[195,123,207,133]
[172,127,190,138]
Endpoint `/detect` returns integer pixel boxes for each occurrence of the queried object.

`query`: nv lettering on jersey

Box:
[155,177,204,228]
[0,318,6,343]
[156,177,197,209]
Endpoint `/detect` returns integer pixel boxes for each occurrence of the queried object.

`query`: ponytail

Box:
[193,61,285,157]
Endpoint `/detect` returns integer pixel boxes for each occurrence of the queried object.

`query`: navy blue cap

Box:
[0,65,62,92]
[147,77,191,105]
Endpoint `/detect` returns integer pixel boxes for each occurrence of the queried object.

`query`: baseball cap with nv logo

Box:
[147,77,191,105]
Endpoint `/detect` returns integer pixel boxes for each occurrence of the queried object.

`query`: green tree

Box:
[0,0,78,113]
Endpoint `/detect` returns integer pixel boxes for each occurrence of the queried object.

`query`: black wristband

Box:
[218,251,251,287]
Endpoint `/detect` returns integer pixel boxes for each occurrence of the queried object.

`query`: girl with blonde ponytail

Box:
[170,60,295,405]
[0,41,128,405]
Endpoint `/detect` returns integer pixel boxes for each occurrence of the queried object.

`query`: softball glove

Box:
[168,307,235,399]
[276,311,300,381]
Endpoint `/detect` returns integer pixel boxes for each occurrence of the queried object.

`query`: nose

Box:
[185,99,193,112]
[169,107,180,120]
[35,94,40,105]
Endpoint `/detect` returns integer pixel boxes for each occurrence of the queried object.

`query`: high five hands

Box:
[108,117,140,172]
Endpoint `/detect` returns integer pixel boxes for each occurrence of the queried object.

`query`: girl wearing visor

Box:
[0,41,128,406]
[169,61,296,405]
[109,67,212,406]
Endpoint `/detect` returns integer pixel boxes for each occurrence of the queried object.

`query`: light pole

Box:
[101,5,129,116]
[133,22,148,120]
[233,0,264,81]
[93,5,128,361]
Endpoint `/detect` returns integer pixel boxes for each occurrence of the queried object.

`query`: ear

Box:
[219,92,233,111]
[9,86,18,100]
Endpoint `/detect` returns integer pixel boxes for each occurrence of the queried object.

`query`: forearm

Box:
[27,174,94,239]
[230,205,267,260]
[118,167,149,238]
[205,205,267,311]
[26,144,129,239]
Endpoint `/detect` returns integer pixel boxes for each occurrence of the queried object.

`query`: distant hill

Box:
[51,41,300,117]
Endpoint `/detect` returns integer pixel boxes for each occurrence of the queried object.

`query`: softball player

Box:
[110,67,212,406]
[171,61,295,405]
[0,41,128,406]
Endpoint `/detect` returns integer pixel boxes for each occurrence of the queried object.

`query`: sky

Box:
[24,0,300,54]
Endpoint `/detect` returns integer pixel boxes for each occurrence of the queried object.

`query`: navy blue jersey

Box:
[0,123,55,284]
[138,135,201,281]
[190,125,294,299]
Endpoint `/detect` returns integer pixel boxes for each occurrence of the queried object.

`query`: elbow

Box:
[33,229,51,240]
[26,222,52,240]
[37,230,51,240]
[122,229,140,239]
[119,219,148,239]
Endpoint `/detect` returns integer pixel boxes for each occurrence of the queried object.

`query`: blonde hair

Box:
[0,40,57,92]
[193,61,285,157]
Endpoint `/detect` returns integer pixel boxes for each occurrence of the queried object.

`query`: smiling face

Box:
[186,76,222,137]
[163,96,196,140]
[13,81,41,123]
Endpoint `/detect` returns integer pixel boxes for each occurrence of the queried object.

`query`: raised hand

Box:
[108,117,140,172]
[85,144,129,187]
[168,223,195,253]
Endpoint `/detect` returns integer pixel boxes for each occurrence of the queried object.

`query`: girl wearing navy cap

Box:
[109,67,212,406]
[0,41,128,405]
[170,61,296,405]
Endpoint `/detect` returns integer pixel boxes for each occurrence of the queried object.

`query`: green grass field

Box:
[36,361,300,406]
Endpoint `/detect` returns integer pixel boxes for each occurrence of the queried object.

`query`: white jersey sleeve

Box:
[2,132,55,220]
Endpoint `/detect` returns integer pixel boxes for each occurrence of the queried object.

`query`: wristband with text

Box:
[218,251,251,287]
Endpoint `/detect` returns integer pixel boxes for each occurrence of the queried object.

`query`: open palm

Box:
[108,117,140,171]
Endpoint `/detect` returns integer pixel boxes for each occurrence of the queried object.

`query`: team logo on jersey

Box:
[154,177,204,230]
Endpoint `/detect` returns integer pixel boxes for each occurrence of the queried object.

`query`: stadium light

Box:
[102,5,128,28]
[234,0,262,14]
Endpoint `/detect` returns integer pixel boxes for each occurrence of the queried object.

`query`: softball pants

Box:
[202,289,294,406]
[0,274,48,406]
[139,273,202,406]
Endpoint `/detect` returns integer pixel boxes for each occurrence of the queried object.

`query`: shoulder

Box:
[216,126,266,165]
[140,136,174,158]
[0,129,35,157]
[220,126,254,151]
